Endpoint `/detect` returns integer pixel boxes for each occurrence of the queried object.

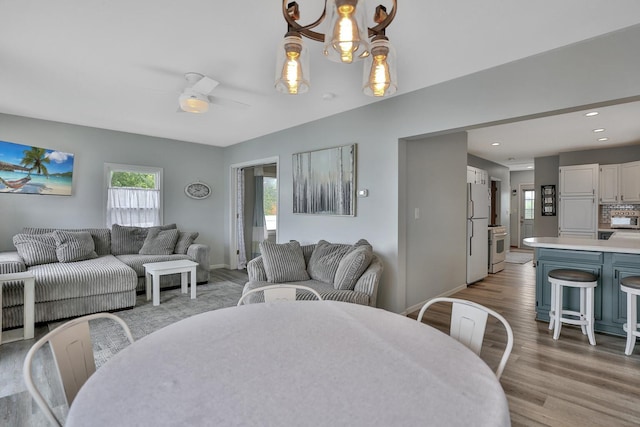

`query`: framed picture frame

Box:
[541,184,556,216]
[0,140,74,196]
[292,144,356,216]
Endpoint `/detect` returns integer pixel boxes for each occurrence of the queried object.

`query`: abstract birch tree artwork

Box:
[293,144,356,215]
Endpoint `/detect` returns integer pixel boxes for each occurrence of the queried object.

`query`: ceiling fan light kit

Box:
[275,0,398,97]
[179,90,210,113]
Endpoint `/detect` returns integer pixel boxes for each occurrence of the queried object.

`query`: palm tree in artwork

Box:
[20,147,50,178]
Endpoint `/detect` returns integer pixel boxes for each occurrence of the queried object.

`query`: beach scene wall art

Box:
[0,140,74,196]
[293,144,356,216]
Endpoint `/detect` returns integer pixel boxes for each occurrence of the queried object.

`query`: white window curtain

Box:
[236,168,248,269]
[251,167,267,260]
[107,187,160,227]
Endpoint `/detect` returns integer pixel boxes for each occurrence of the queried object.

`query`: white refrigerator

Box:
[467,183,489,284]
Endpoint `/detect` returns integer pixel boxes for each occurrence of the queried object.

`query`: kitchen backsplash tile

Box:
[599,204,640,224]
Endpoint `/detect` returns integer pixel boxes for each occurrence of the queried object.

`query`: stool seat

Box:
[621,276,640,290]
[548,269,598,282]
[620,276,640,356]
[547,269,598,346]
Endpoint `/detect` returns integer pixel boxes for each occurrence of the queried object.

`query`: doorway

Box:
[518,183,535,248]
[229,157,279,270]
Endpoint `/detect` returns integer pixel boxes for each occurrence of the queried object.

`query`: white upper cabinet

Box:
[599,164,620,204]
[559,164,599,197]
[620,161,640,203]
[467,166,488,185]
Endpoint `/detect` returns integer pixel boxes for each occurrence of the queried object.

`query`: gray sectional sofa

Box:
[243,239,383,307]
[0,225,210,328]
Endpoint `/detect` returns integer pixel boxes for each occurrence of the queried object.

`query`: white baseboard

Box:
[209,264,230,270]
[401,283,468,316]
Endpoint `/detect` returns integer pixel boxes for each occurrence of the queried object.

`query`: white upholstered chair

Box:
[417,297,514,380]
[237,284,323,306]
[23,312,134,426]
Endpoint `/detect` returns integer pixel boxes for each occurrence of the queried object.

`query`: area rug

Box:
[505,251,534,264]
[49,281,244,367]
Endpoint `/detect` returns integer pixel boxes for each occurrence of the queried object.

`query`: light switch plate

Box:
[357,189,368,197]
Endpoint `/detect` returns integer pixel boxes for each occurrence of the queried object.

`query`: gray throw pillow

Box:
[53,230,98,263]
[13,233,58,266]
[174,231,199,254]
[334,244,374,290]
[139,229,180,255]
[260,240,310,283]
[111,223,177,255]
[307,240,351,284]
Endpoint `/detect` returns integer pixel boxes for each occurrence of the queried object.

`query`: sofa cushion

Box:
[139,229,180,255]
[307,240,351,284]
[23,228,112,256]
[53,230,99,262]
[242,279,370,305]
[111,223,177,255]
[334,244,374,291]
[12,233,58,266]
[260,241,310,283]
[174,231,199,254]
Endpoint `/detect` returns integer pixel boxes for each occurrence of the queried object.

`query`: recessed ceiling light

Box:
[527,166,533,169]
[585,111,599,117]
[491,142,500,146]
[598,137,609,142]
[593,128,606,133]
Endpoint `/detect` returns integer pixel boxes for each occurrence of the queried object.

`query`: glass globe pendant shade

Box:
[362,37,397,97]
[323,0,369,63]
[275,34,310,95]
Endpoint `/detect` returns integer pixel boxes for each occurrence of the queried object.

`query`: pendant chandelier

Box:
[275,0,398,97]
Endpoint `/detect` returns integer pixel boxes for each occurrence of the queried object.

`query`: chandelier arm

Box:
[282,0,327,42]
[368,0,397,38]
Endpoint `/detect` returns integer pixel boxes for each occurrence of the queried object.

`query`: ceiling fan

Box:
[178,72,248,113]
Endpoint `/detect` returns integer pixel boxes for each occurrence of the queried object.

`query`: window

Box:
[105,163,163,227]
[263,176,277,231]
[524,189,535,220]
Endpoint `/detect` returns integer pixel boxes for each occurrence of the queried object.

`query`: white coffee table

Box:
[0,271,35,344]
[143,260,198,306]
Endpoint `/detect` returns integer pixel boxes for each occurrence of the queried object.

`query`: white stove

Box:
[488,226,507,274]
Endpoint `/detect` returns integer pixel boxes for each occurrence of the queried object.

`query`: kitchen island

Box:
[524,233,640,337]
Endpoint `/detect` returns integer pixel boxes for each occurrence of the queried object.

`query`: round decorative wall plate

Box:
[185,181,211,199]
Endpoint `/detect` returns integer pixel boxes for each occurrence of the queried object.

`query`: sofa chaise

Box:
[243,239,382,307]
[0,224,210,329]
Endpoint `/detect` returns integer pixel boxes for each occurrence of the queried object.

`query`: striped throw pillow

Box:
[307,240,351,284]
[174,231,199,254]
[334,244,374,290]
[260,241,310,283]
[53,230,99,263]
[139,228,180,255]
[13,233,58,266]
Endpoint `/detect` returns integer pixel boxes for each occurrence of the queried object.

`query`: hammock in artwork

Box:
[0,176,31,189]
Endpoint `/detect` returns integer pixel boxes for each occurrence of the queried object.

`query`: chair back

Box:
[237,284,323,306]
[23,313,134,426]
[417,297,513,380]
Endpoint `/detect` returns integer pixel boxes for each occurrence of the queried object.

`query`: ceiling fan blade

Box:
[192,76,219,94]
[208,96,250,109]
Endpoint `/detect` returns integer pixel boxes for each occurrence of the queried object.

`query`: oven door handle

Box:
[493,232,508,237]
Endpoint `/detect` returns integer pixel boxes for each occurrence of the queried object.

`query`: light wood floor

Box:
[409,253,640,426]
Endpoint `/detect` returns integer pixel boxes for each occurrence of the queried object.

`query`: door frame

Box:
[229,156,279,270]
[518,183,535,248]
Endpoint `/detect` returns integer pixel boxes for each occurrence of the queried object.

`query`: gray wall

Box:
[534,156,560,237]
[0,114,226,266]
[509,170,535,246]
[559,144,640,166]
[223,24,640,313]
[404,133,467,310]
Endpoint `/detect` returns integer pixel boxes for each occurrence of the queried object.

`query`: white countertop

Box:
[524,234,640,254]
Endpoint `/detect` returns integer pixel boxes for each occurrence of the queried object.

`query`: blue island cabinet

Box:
[534,248,640,337]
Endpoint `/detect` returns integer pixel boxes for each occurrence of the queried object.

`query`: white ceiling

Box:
[2,1,640,163]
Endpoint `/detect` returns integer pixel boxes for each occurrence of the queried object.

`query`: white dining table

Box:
[66,301,511,426]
